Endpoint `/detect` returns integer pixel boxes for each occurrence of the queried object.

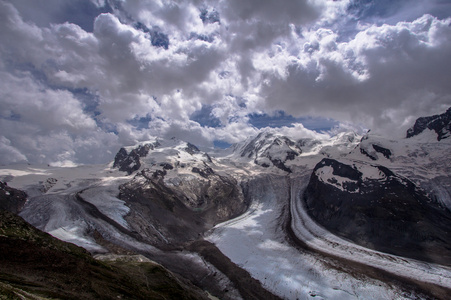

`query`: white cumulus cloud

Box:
[0,0,450,165]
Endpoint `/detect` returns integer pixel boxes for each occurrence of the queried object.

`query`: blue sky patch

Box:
[248,111,338,132]
[213,140,232,149]
[127,114,152,130]
[190,105,222,128]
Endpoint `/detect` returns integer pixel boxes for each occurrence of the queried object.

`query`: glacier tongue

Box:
[207,174,409,300]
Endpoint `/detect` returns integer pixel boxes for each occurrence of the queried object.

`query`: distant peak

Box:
[406,107,451,141]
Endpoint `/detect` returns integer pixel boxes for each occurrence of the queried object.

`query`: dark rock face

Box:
[406,107,451,140]
[372,144,392,159]
[269,158,292,173]
[304,158,451,266]
[360,147,377,160]
[113,142,160,174]
[0,181,27,214]
[191,166,215,178]
[118,169,247,247]
[358,138,391,161]
[185,142,200,155]
[160,162,174,170]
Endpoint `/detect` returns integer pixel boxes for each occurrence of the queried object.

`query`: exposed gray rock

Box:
[119,169,247,247]
[304,158,451,266]
[372,144,392,159]
[113,142,160,174]
[407,107,451,140]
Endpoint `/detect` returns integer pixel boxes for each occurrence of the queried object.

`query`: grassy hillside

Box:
[0,209,209,300]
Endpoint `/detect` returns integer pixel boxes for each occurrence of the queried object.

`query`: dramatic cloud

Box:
[0,0,450,165]
[258,14,451,133]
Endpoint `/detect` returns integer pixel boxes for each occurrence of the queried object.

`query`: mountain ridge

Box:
[407,107,451,140]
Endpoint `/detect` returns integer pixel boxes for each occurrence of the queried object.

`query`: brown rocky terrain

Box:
[0,209,210,300]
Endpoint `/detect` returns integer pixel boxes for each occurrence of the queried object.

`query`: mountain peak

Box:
[406,107,451,141]
[113,140,161,174]
[232,132,301,172]
[112,138,209,175]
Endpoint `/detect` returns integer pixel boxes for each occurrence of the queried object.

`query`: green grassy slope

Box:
[0,210,209,300]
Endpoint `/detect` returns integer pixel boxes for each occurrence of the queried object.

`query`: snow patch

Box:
[315,166,359,193]
[355,164,386,181]
[49,225,106,253]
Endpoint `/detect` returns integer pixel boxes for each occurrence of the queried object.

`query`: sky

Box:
[1,0,451,165]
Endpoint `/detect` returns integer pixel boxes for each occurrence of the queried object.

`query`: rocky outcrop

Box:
[119,168,247,247]
[113,140,213,175]
[358,136,392,161]
[0,181,27,214]
[113,142,160,174]
[304,158,451,266]
[407,107,451,140]
[111,137,249,247]
[372,144,392,159]
[185,142,200,155]
[360,147,377,160]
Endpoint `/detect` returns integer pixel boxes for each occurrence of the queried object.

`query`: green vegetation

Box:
[0,210,208,300]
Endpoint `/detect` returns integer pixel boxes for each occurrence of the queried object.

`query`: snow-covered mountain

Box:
[112,138,213,175]
[114,139,247,247]
[305,157,451,266]
[407,107,451,140]
[1,108,451,299]
[223,130,360,173]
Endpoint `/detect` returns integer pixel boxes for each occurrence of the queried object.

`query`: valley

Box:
[1,108,451,299]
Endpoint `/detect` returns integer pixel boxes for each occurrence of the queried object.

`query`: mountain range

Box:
[1,107,451,299]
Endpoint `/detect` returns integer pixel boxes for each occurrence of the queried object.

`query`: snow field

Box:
[79,186,130,229]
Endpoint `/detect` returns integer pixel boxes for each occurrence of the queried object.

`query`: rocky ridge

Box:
[304,158,451,266]
[407,107,451,140]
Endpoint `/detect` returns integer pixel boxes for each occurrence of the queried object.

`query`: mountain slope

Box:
[234,132,302,172]
[110,138,248,247]
[0,209,209,300]
[303,158,451,266]
[407,107,451,140]
[224,130,360,173]
[0,181,27,213]
[118,166,247,247]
